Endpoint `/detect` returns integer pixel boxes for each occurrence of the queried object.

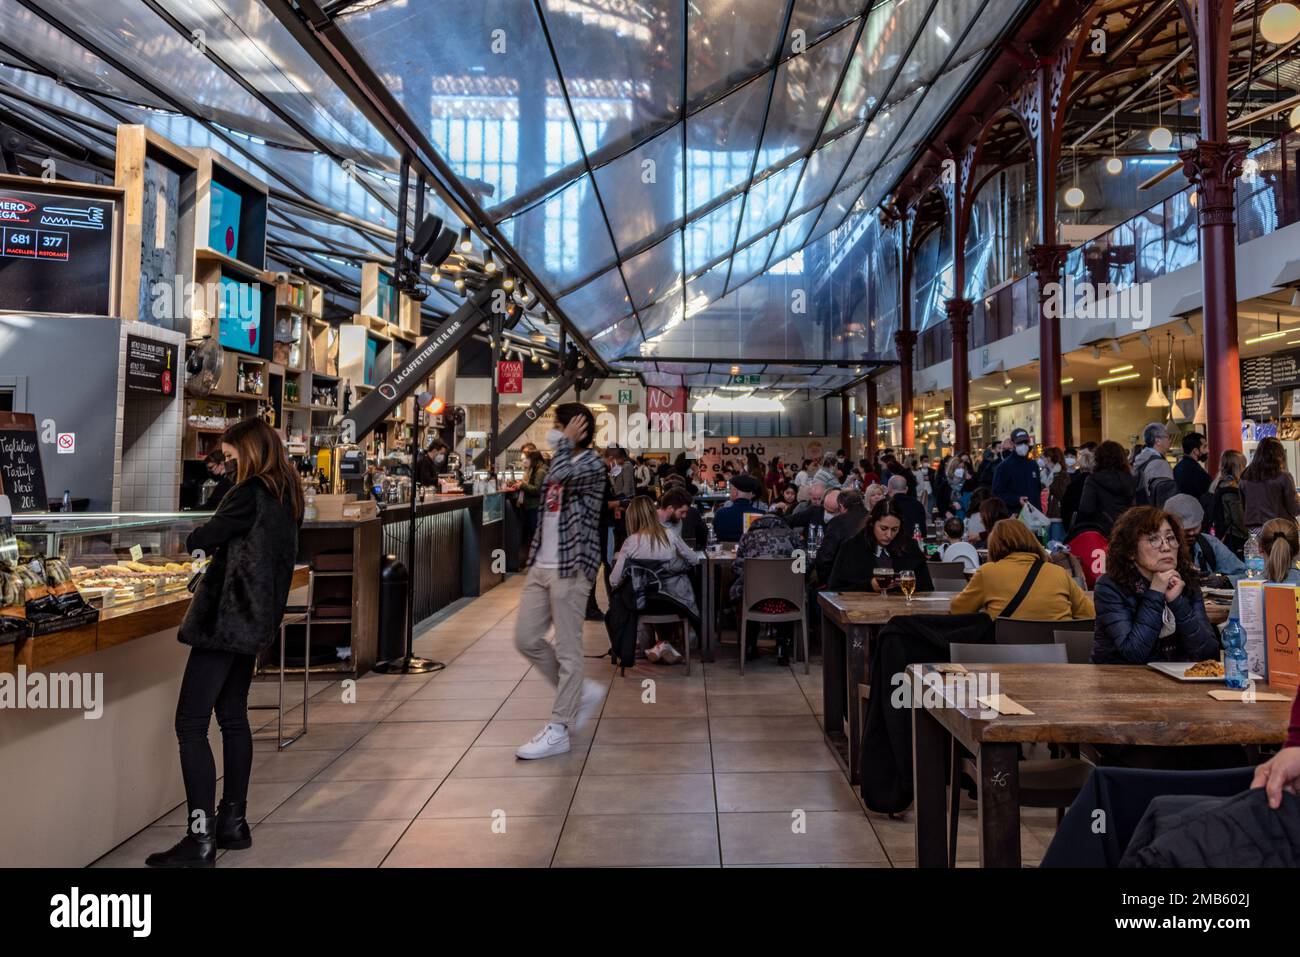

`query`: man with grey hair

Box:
[789,480,829,533]
[887,472,927,540]
[1134,422,1176,507]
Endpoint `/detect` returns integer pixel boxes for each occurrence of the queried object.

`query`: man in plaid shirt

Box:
[514,402,608,759]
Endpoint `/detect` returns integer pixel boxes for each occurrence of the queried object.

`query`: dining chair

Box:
[994,617,1095,645]
[739,557,809,675]
[928,560,969,581]
[639,613,691,676]
[929,577,967,593]
[1052,628,1095,664]
[944,641,1090,865]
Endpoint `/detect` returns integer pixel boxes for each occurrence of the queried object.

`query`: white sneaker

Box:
[645,641,663,663]
[658,642,682,665]
[516,722,571,760]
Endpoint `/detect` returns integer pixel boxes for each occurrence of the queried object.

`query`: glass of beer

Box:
[872,567,895,593]
[897,570,916,604]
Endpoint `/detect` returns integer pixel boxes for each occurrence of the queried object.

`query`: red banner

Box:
[647,385,688,430]
[497,360,523,394]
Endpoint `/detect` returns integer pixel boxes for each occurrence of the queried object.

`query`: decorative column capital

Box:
[1179,139,1249,227]
[893,328,918,356]
[1027,243,1071,284]
[943,297,973,336]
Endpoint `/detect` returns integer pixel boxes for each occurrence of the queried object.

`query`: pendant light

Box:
[1261,2,1300,45]
[1174,341,1194,400]
[1149,79,1172,150]
[1064,145,1085,207]
[1193,373,1207,426]
[1146,336,1168,407]
[1105,114,1123,174]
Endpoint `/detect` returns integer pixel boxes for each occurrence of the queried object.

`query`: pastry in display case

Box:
[13,512,208,611]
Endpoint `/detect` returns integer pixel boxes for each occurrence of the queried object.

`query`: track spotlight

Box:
[459,227,473,253]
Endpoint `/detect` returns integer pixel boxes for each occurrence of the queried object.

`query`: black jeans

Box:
[175,646,256,836]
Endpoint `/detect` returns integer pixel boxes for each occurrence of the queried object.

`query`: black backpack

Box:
[1134,457,1176,509]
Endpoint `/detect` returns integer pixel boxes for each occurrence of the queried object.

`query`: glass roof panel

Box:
[735,158,804,248]
[756,24,857,167]
[541,0,683,167]
[622,234,684,311]
[822,0,930,137]
[26,0,309,148]
[685,75,771,215]
[685,194,746,275]
[591,314,643,360]
[153,0,397,166]
[592,123,685,254]
[725,231,779,292]
[884,58,982,164]
[686,0,787,109]
[788,130,857,214]
[769,206,821,262]
[338,0,567,215]
[787,0,868,51]
[557,266,634,341]
[890,0,984,97]
[501,174,619,295]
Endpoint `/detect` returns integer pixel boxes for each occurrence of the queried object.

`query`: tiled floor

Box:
[92,574,1054,868]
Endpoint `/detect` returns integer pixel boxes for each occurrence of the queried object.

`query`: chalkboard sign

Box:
[0,183,117,315]
[0,412,47,513]
[1243,389,1281,420]
[126,335,178,397]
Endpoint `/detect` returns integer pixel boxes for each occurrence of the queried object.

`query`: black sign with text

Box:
[0,185,116,315]
[0,412,47,512]
[125,335,178,397]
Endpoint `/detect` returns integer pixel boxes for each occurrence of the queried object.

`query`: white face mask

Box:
[953,467,965,479]
[1015,443,1030,457]
[823,510,835,523]
[1065,456,1077,468]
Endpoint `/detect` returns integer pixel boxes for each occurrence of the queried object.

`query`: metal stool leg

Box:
[681,619,690,676]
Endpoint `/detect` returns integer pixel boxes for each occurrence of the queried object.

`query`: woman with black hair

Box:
[1076,439,1137,534]
[827,498,934,593]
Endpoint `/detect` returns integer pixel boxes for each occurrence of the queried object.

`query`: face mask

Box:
[611,464,622,476]
[1037,457,1048,469]
[823,510,835,523]
[953,468,965,479]
[1015,444,1029,457]
[434,453,446,465]
[1065,456,1077,468]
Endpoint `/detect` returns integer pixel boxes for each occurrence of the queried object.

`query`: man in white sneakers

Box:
[513,402,608,759]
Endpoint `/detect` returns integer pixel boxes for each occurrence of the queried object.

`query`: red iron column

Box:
[894,328,917,449]
[1029,243,1071,449]
[943,298,973,453]
[866,377,879,463]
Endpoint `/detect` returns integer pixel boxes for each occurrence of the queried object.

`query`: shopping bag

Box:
[1018,502,1050,532]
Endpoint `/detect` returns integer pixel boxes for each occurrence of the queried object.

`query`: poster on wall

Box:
[0,184,117,315]
[0,412,47,512]
[697,437,829,480]
[497,360,523,394]
[125,335,178,397]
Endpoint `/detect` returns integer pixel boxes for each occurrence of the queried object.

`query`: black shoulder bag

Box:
[999,558,1044,620]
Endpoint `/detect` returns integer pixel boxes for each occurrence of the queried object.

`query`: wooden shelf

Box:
[196,246,266,278]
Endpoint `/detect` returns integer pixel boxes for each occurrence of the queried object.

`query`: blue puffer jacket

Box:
[1090,574,1220,665]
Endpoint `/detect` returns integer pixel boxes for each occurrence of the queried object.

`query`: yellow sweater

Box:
[949,552,1095,621]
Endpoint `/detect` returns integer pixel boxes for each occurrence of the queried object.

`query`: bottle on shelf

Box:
[61,489,71,512]
[303,483,318,522]
[1245,529,1265,579]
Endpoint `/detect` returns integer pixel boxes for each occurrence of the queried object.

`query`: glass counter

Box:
[482,491,504,526]
[13,512,207,607]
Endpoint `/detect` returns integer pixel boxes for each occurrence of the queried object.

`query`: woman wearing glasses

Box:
[1090,505,1218,665]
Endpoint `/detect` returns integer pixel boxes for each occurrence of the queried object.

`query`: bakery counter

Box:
[0,567,309,867]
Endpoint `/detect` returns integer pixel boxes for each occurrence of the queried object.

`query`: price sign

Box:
[0,412,47,512]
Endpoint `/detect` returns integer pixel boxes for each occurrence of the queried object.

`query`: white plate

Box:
[1203,588,1235,598]
[1146,661,1262,683]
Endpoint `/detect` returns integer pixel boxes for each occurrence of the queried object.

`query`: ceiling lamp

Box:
[1174,377,1194,401]
[1146,376,1169,407]
[1193,380,1207,425]
[1149,126,1173,150]
[1261,2,1300,44]
[1168,398,1186,421]
[458,227,473,253]
[482,249,497,274]
[1105,156,1124,175]
[1064,186,1086,208]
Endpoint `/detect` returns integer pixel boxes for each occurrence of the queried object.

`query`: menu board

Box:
[0,412,47,513]
[0,185,117,315]
[125,335,178,397]
[1243,389,1280,420]
[1241,351,1300,392]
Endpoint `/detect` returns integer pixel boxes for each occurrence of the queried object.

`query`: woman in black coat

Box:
[1090,505,1218,666]
[147,419,303,868]
[1075,439,1137,534]
[828,497,933,593]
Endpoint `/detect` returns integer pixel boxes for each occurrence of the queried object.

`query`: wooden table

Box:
[818,591,955,784]
[699,545,738,663]
[909,662,1296,867]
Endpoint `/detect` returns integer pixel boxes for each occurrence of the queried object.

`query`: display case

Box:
[13,512,205,608]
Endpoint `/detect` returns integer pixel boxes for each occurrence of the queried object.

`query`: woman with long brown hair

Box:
[1090,506,1217,666]
[147,418,304,867]
[608,495,700,664]
[1209,449,1248,556]
[1075,439,1137,534]
[1240,436,1300,527]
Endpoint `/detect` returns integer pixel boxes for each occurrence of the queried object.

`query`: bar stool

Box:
[639,613,691,676]
[251,570,314,750]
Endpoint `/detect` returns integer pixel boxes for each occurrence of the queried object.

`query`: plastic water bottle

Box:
[1223,617,1249,689]
[303,485,317,522]
[1244,529,1265,579]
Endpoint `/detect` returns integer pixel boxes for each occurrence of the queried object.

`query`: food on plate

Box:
[1184,659,1225,678]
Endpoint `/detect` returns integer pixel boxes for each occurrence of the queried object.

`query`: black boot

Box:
[145,832,216,868]
[216,800,252,850]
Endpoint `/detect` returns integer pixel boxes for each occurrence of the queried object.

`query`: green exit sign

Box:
[617,389,632,405]
[730,374,760,385]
